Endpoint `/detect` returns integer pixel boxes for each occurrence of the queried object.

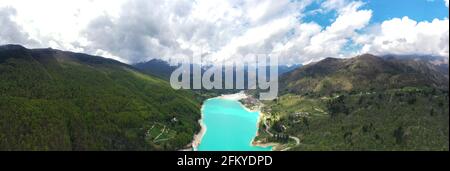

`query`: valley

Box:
[0,45,448,151]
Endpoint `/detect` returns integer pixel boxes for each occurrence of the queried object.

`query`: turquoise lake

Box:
[197,98,272,151]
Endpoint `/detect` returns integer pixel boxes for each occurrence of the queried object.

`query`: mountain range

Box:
[0,44,448,151]
[281,54,449,95]
[134,59,302,81]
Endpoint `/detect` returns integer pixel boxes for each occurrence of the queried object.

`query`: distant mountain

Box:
[381,54,449,65]
[133,59,178,80]
[281,54,449,95]
[278,64,302,75]
[0,45,201,150]
[382,54,449,77]
[133,59,301,89]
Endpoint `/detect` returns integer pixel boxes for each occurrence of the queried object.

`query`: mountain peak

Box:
[322,57,340,62]
[281,53,449,95]
[356,53,379,60]
[0,44,27,51]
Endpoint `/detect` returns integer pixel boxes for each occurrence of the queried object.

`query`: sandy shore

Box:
[216,91,248,101]
[191,104,207,151]
[191,119,206,151]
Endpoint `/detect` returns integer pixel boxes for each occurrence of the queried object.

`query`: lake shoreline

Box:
[239,94,283,150]
[242,95,300,151]
[192,92,249,151]
[191,114,206,151]
[184,102,207,151]
[190,91,274,151]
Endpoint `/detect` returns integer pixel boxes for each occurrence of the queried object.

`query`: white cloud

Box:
[304,1,372,56]
[0,0,448,64]
[272,1,372,63]
[0,0,125,52]
[445,0,449,7]
[82,0,315,64]
[321,0,351,12]
[360,17,449,57]
[212,15,296,62]
[0,7,38,46]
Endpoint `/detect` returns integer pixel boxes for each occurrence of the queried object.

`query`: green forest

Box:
[259,88,449,150]
[255,54,449,151]
[0,46,202,150]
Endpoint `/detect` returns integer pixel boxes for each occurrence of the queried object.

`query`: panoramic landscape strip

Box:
[0,0,448,154]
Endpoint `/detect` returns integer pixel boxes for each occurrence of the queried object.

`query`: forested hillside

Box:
[0,45,202,150]
[256,54,449,151]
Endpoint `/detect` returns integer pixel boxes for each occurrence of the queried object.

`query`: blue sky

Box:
[367,0,448,22]
[305,0,449,27]
[299,0,449,62]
